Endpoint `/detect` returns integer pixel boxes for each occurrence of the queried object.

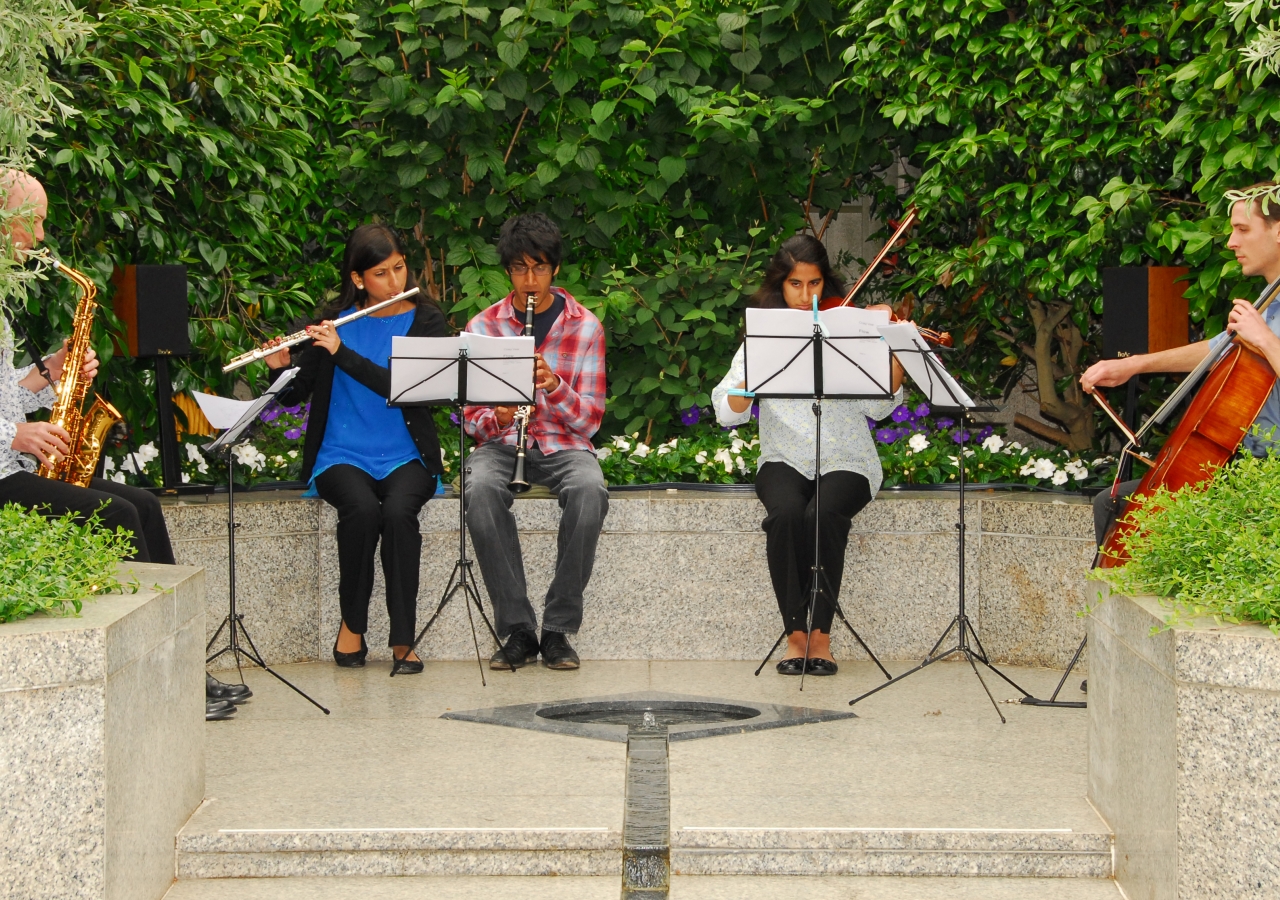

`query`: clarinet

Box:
[508,292,537,493]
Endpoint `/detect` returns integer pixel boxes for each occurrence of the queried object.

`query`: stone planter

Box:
[0,563,205,900]
[1088,586,1280,900]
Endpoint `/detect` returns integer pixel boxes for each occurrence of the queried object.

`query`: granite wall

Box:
[0,563,205,900]
[167,490,1094,671]
[1089,588,1280,900]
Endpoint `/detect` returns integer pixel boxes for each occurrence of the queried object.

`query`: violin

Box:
[819,206,953,349]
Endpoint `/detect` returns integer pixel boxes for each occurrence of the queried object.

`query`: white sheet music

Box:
[878,322,974,409]
[389,334,534,405]
[743,307,892,397]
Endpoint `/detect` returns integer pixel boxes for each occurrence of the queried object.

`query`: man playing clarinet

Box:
[463,213,608,670]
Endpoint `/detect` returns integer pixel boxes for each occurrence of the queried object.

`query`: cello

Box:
[1096,277,1280,566]
[818,206,953,348]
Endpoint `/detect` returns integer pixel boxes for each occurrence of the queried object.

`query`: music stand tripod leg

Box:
[754,631,788,676]
[1020,634,1087,708]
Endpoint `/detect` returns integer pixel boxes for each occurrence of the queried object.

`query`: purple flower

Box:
[283,404,302,415]
[866,417,877,429]
[915,402,930,418]
[450,411,460,425]
[751,403,760,420]
[951,430,971,444]
[284,427,302,440]
[680,406,701,426]
[936,417,955,429]
[891,405,911,423]
[875,427,898,444]
[260,408,281,423]
[977,425,995,440]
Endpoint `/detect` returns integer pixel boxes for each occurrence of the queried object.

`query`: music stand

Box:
[388,333,535,682]
[847,324,1032,723]
[741,303,895,690]
[204,368,330,715]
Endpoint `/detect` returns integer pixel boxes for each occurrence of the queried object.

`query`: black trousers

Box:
[1093,479,1142,547]
[754,462,873,633]
[314,461,435,646]
[0,470,174,564]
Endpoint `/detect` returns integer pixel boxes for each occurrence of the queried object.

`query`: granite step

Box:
[175,824,1111,880]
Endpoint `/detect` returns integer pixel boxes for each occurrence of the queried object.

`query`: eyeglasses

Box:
[507,263,554,276]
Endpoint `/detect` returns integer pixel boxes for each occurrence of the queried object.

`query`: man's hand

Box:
[40,339,98,383]
[1081,357,1140,394]
[534,353,560,392]
[306,321,341,355]
[12,421,71,467]
[1228,299,1279,351]
[494,406,517,428]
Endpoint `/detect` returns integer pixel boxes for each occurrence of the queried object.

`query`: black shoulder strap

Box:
[8,318,55,388]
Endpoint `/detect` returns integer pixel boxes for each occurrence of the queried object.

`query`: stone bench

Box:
[164,490,1095,670]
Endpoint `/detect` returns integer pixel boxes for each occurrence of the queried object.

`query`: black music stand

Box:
[848,325,1032,723]
[742,304,894,690]
[387,334,535,682]
[204,368,330,715]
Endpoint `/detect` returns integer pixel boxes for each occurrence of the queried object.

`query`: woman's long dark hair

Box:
[747,234,847,309]
[318,223,430,320]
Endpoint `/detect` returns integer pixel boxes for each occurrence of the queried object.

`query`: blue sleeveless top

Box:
[311,306,421,482]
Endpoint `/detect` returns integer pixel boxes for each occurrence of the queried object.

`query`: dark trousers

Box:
[314,461,436,646]
[754,462,873,633]
[0,470,174,564]
[1093,479,1142,546]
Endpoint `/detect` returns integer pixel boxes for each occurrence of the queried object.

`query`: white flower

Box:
[730,437,745,453]
[613,436,631,452]
[713,447,734,472]
[695,450,708,465]
[735,454,747,472]
[181,472,191,484]
[102,456,116,473]
[109,471,127,484]
[729,429,739,437]
[232,442,266,472]
[1033,458,1057,479]
[657,445,671,455]
[1051,469,1069,486]
[908,433,930,452]
[134,442,160,464]
[596,445,614,460]
[273,455,286,465]
[120,455,143,474]
[288,449,298,459]
[1019,460,1036,476]
[664,438,679,449]
[632,443,651,458]
[1008,441,1024,451]
[963,448,975,457]
[184,442,209,474]
[981,434,1004,453]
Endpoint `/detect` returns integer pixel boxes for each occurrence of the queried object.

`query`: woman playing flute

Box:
[712,235,903,675]
[263,224,448,674]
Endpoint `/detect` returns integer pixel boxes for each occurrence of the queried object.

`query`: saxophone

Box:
[36,260,123,487]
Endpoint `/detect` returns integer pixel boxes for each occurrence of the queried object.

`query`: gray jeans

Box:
[463,442,608,638]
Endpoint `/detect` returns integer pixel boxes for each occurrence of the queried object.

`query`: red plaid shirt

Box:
[463,287,606,453]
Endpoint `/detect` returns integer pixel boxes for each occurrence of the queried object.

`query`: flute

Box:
[222,286,420,372]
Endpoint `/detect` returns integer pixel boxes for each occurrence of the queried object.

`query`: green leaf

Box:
[498,40,528,68]
[299,0,323,17]
[658,156,686,183]
[591,99,617,124]
[730,48,762,74]
[536,161,561,185]
[717,12,750,31]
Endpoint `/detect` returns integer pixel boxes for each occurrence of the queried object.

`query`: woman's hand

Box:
[307,321,341,355]
[262,335,291,369]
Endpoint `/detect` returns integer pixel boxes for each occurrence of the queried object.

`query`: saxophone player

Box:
[463,213,608,671]
[0,171,174,564]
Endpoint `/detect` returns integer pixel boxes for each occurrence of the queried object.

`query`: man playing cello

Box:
[1082,182,1280,546]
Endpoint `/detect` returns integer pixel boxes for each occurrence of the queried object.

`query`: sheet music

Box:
[878,322,974,409]
[191,391,255,431]
[743,307,893,397]
[389,334,534,405]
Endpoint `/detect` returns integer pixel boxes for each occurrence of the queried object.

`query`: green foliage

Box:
[0,502,135,623]
[823,0,1280,441]
[1091,451,1280,631]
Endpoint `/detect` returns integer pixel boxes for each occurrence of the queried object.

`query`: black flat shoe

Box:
[391,654,424,675]
[776,657,805,676]
[333,633,368,668]
[540,632,580,670]
[490,628,540,670]
[206,698,237,721]
[806,657,838,676]
[206,673,252,704]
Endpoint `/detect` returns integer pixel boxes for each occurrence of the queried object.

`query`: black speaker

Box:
[1102,266,1190,359]
[110,264,191,357]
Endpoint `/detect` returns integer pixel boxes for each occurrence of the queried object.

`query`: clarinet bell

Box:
[509,453,531,494]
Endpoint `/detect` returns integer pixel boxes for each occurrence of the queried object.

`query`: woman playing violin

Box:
[712,234,904,675]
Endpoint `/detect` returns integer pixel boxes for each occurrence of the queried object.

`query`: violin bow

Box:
[837,206,918,307]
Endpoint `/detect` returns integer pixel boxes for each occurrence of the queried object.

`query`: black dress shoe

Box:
[776,657,806,676]
[206,674,252,704]
[333,633,368,668]
[391,654,424,675]
[490,628,540,670]
[540,632,580,670]
[806,657,838,676]
[1080,679,1088,693]
[206,698,237,721]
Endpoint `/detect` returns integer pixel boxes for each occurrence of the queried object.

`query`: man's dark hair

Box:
[497,213,562,270]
